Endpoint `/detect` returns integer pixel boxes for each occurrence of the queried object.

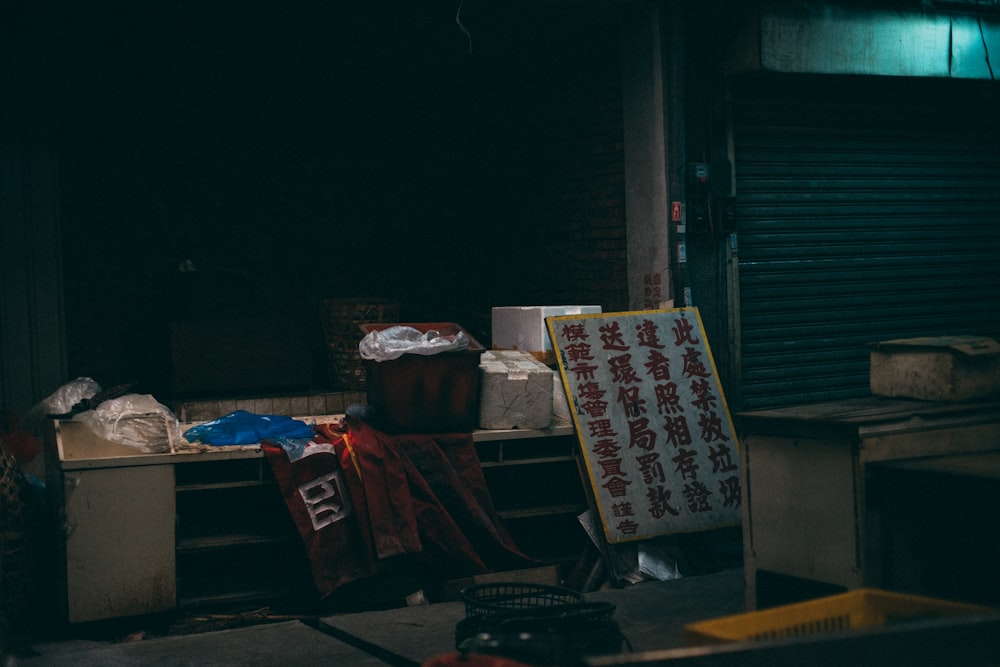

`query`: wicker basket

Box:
[0,446,26,533]
[319,298,400,390]
[0,445,38,634]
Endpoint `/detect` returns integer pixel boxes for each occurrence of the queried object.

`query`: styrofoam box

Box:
[870,335,1000,402]
[479,350,554,430]
[491,305,602,364]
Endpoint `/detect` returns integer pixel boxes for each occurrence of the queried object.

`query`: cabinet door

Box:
[743,436,860,590]
[64,465,176,622]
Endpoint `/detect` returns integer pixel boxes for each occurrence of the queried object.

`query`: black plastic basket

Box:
[460,582,584,619]
[455,600,627,658]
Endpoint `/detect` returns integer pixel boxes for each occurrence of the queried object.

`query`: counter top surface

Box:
[736,396,1000,439]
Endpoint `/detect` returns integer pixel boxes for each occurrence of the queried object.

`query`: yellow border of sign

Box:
[546,306,740,543]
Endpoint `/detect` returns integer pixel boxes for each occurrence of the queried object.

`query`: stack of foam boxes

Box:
[481,306,601,430]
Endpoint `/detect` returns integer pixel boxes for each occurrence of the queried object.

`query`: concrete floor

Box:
[7,570,746,666]
[9,568,1000,667]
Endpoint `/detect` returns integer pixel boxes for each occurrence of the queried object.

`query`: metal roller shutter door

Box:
[733,75,1000,410]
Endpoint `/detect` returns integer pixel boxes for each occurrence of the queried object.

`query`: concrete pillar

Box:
[621,3,675,311]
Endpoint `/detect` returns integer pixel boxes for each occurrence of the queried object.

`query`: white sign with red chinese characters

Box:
[547,307,740,543]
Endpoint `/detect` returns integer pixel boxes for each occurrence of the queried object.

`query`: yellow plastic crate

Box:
[685,589,997,646]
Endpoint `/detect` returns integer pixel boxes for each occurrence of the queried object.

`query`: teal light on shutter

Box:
[732,74,1000,409]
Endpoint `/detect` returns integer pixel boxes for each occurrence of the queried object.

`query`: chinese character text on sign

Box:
[548,308,740,543]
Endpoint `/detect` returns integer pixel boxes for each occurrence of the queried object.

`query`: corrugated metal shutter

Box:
[732,74,1000,410]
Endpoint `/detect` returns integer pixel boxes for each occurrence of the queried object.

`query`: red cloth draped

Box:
[264,417,535,597]
[262,433,379,596]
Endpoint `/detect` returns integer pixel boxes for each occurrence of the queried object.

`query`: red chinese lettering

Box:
[588,419,617,439]
[644,274,663,303]
[576,381,606,401]
[580,397,609,418]
[672,447,700,480]
[645,484,680,518]
[635,452,666,484]
[683,481,713,513]
[671,316,700,346]
[599,321,629,351]
[719,476,741,509]
[592,438,622,458]
[597,457,626,478]
[569,362,599,382]
[635,319,666,349]
[603,475,633,498]
[627,417,657,452]
[708,443,738,473]
[654,382,684,415]
[682,347,711,379]
[560,323,590,342]
[617,385,647,418]
[617,519,640,535]
[609,354,642,385]
[662,414,693,448]
[644,349,671,381]
[565,342,595,363]
[698,410,730,444]
[691,379,718,411]
[612,501,636,517]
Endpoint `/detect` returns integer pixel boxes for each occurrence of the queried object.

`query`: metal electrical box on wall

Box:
[686,161,734,234]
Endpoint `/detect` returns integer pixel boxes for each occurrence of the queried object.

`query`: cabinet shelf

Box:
[176,480,276,492]
[178,588,291,609]
[479,455,577,468]
[177,533,295,553]
[474,426,590,570]
[497,503,588,520]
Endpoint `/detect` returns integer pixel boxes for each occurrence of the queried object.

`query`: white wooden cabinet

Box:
[47,419,180,623]
[60,463,175,623]
[46,419,304,623]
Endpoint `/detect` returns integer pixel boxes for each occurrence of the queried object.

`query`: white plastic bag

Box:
[76,394,181,454]
[27,377,101,422]
[358,326,469,362]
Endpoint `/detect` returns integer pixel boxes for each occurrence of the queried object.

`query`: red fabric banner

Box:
[264,417,536,597]
[262,434,379,596]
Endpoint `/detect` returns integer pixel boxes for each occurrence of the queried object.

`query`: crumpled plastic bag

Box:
[76,393,182,454]
[26,377,101,426]
[183,410,315,446]
[358,326,469,362]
